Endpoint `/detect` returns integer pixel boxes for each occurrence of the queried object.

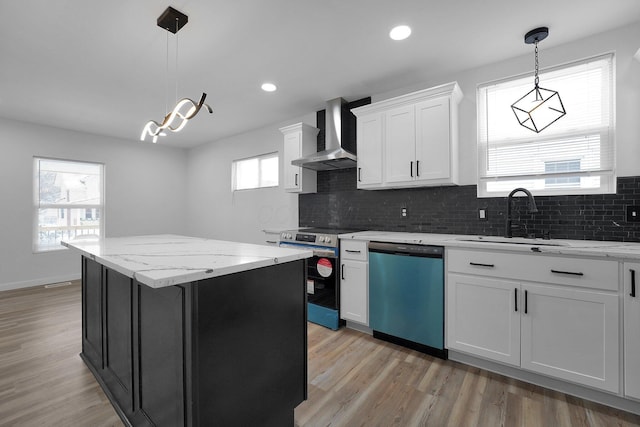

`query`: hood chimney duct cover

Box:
[291,98,357,171]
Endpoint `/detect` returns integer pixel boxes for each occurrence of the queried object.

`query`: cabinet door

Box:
[356,112,383,188]
[447,274,520,366]
[283,131,302,192]
[82,257,103,370]
[520,283,619,393]
[103,268,134,415]
[384,105,415,184]
[625,263,640,399]
[340,260,368,325]
[415,97,450,182]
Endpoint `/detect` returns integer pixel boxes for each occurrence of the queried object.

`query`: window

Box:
[232,153,279,191]
[477,53,615,197]
[545,159,581,187]
[34,157,104,252]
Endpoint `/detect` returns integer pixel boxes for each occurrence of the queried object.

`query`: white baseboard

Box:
[0,273,81,292]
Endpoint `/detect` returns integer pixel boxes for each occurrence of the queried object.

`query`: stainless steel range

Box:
[279,228,357,330]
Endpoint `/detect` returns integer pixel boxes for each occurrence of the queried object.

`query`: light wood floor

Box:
[2,283,640,426]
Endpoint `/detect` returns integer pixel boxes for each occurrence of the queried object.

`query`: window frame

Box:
[33,157,105,253]
[476,53,615,198]
[231,152,279,191]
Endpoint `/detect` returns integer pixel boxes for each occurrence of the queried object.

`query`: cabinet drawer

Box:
[447,248,618,291]
[340,240,368,261]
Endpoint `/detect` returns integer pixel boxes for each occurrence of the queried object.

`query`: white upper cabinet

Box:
[279,123,319,193]
[355,112,383,187]
[384,104,415,184]
[352,82,462,190]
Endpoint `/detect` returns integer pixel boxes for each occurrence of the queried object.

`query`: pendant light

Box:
[511,27,566,133]
[140,7,212,143]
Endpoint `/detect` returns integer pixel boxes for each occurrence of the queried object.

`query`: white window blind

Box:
[33,157,104,252]
[477,53,615,197]
[232,153,279,191]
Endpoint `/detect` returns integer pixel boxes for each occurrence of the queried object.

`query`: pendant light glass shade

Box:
[511,27,565,133]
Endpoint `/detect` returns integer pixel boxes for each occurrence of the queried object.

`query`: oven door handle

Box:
[314,249,338,258]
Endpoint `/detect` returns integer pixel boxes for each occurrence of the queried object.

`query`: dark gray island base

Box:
[81,256,307,427]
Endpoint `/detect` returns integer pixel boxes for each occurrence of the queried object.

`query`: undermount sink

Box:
[455,236,569,247]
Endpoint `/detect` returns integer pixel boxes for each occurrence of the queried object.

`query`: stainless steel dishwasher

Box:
[368,242,446,359]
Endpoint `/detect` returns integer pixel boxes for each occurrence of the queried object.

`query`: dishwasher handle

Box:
[368,241,443,258]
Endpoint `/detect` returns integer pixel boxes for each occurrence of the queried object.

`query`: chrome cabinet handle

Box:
[416,160,420,177]
[514,288,518,312]
[631,269,637,298]
[410,161,414,177]
[345,249,361,254]
[294,173,298,186]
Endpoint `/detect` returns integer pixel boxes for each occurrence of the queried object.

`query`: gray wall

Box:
[186,114,315,244]
[1,22,638,290]
[0,118,188,291]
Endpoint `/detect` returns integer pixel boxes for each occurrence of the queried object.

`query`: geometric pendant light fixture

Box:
[140,7,212,143]
[511,27,566,133]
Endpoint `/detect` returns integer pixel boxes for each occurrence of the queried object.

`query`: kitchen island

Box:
[62,235,313,427]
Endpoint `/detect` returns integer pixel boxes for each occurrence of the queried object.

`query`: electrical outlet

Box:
[401,207,407,217]
[627,206,640,222]
[478,208,488,221]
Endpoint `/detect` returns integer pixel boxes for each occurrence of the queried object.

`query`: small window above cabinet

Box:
[279,123,319,193]
[351,82,462,190]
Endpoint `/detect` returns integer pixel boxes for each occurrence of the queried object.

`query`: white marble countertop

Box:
[338,231,640,260]
[61,234,313,288]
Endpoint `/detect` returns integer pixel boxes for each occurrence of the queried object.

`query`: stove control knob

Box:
[318,236,325,242]
[288,233,293,239]
[325,237,332,244]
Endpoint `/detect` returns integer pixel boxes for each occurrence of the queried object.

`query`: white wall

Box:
[373,22,640,184]
[0,118,188,291]
[186,115,315,244]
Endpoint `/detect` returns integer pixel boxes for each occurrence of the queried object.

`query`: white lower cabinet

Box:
[447,274,520,366]
[447,248,619,393]
[520,283,619,393]
[339,240,368,325]
[624,262,640,400]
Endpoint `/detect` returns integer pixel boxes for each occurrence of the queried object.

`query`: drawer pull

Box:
[469,262,495,268]
[345,249,362,254]
[265,240,277,244]
[524,290,528,314]
[514,288,518,312]
[550,269,584,276]
[631,269,637,298]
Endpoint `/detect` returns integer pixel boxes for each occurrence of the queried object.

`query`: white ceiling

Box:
[1,1,639,148]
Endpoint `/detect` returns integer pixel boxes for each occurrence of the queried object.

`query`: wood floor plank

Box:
[3,283,640,426]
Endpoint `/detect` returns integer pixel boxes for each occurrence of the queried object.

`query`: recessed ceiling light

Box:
[389,25,411,41]
[261,83,277,92]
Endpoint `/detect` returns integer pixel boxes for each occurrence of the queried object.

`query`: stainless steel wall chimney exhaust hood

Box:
[291,98,357,171]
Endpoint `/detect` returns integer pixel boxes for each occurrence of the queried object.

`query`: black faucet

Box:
[505,187,538,238]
